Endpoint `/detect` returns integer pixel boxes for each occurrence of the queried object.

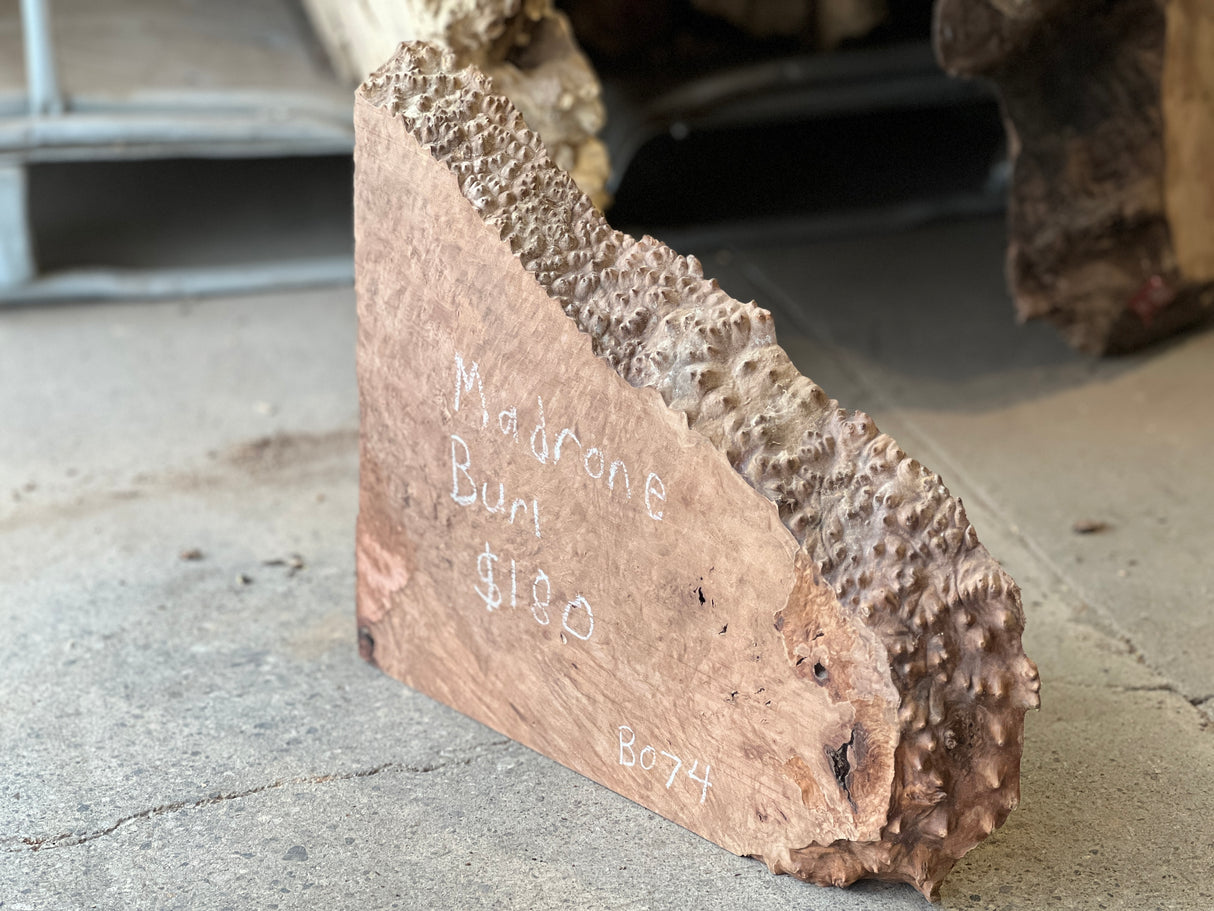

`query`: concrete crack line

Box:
[740,259,1212,733]
[3,739,511,854]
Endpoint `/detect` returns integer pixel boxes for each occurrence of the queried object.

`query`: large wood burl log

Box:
[354,42,1039,899]
[934,0,1214,353]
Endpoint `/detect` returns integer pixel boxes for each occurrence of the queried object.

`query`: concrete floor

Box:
[1,216,1212,909]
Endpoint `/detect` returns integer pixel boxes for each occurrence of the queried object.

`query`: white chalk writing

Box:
[453,354,489,429]
[474,540,595,641]
[450,434,541,539]
[617,724,713,804]
[451,353,666,522]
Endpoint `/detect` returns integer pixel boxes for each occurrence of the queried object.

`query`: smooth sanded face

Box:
[354,107,898,859]
[354,42,1039,898]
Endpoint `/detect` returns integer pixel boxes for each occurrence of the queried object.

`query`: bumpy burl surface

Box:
[302,0,608,204]
[359,42,1040,899]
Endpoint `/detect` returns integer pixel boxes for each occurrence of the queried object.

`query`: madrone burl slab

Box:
[353,42,1040,900]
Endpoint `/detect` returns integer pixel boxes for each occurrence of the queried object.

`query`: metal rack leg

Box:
[0,164,34,288]
[21,0,64,116]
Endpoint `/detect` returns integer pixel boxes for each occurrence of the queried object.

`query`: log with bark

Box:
[934,0,1214,353]
[354,42,1039,899]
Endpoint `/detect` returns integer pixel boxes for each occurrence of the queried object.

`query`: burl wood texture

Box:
[935,0,1214,353]
[301,0,609,206]
[355,42,1039,899]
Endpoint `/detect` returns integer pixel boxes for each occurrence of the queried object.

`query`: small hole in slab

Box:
[813,662,829,683]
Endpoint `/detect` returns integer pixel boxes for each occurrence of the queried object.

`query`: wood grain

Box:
[301,0,609,205]
[355,42,1039,898]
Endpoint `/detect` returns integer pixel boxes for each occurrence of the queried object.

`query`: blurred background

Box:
[2,0,1004,303]
[4,0,1208,351]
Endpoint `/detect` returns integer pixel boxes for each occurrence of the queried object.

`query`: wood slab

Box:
[354,42,1039,899]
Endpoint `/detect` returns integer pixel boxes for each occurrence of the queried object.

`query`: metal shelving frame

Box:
[0,0,356,303]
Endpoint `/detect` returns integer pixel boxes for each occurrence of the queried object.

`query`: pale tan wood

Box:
[1163,0,1214,282]
[355,42,1039,898]
[300,0,608,205]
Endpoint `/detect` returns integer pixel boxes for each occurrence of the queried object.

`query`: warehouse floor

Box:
[2,215,1211,910]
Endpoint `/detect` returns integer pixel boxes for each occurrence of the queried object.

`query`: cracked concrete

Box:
[2,216,1213,909]
[5,741,510,855]
[6,765,403,854]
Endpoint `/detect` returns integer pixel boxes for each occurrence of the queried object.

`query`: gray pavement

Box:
[2,216,1212,909]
